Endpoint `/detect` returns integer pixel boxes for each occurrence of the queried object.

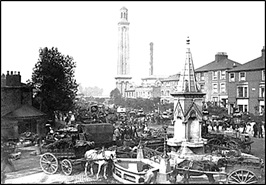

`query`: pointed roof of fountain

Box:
[171,37,205,97]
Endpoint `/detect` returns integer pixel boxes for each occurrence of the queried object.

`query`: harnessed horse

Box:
[170,159,221,183]
[84,148,116,179]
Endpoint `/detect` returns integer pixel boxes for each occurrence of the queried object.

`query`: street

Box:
[3,126,265,184]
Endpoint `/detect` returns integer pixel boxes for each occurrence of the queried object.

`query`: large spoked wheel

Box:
[61,159,73,176]
[206,138,222,152]
[40,153,58,174]
[227,169,258,184]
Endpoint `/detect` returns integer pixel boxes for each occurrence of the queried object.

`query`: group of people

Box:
[113,123,139,143]
[202,115,265,138]
[252,121,264,138]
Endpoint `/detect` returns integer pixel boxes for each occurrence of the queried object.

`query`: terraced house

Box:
[195,52,241,107]
[227,46,265,115]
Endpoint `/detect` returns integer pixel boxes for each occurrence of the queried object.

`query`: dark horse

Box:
[170,159,221,184]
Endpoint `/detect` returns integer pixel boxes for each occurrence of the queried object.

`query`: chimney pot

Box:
[18,71,20,75]
[11,71,13,75]
[7,71,9,75]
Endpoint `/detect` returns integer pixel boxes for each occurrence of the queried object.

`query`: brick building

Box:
[160,73,180,103]
[1,71,47,139]
[227,46,265,115]
[195,52,242,107]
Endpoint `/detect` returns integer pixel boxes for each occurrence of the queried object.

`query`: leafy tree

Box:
[30,47,78,119]
[110,88,122,104]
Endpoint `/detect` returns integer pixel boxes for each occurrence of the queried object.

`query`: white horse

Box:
[84,148,116,180]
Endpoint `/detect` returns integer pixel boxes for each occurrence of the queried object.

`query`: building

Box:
[227,46,265,115]
[160,73,180,104]
[1,71,47,139]
[115,7,132,97]
[195,52,242,107]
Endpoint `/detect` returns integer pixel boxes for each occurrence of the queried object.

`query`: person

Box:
[142,164,157,184]
[113,127,121,143]
[258,122,263,138]
[253,122,258,138]
[1,139,16,173]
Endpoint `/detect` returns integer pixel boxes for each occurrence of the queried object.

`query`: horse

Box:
[84,148,116,180]
[170,159,220,183]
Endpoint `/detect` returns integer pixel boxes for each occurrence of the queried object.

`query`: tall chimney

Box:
[149,42,153,76]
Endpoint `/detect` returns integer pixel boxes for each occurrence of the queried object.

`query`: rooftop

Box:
[228,56,265,72]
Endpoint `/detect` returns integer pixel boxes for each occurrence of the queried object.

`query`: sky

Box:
[1,1,265,96]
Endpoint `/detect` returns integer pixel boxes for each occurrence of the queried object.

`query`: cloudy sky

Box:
[1,1,265,95]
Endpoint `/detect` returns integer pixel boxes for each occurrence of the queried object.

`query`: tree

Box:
[110,88,122,104]
[30,47,78,119]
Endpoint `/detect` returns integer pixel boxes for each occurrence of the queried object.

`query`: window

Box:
[238,105,248,113]
[263,70,265,81]
[237,86,248,98]
[220,83,226,93]
[200,72,205,81]
[161,91,164,96]
[212,97,218,106]
[213,71,218,80]
[259,85,265,98]
[239,72,246,81]
[229,73,235,82]
[212,83,218,93]
[220,70,226,80]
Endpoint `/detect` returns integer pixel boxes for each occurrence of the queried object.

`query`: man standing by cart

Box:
[1,137,16,176]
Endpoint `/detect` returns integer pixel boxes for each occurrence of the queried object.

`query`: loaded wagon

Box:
[39,123,114,176]
[204,131,254,154]
[170,150,264,184]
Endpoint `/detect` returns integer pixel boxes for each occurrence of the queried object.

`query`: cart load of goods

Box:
[19,132,39,147]
[217,152,264,169]
[42,136,94,157]
[78,123,114,145]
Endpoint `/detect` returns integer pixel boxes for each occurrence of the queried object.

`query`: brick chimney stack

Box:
[6,70,21,86]
[215,52,228,62]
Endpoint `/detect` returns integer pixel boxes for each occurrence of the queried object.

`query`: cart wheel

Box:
[40,153,58,174]
[206,138,222,152]
[227,169,258,184]
[61,159,73,176]
[225,140,238,150]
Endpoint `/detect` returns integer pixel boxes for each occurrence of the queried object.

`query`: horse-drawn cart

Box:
[170,150,264,184]
[204,131,254,154]
[40,123,114,176]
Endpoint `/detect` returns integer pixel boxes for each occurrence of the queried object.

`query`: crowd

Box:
[202,115,264,138]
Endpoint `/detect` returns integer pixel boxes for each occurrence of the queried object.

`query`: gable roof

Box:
[184,101,203,120]
[3,104,46,119]
[195,58,241,72]
[228,56,265,72]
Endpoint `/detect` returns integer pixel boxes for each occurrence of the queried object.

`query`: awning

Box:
[3,104,47,119]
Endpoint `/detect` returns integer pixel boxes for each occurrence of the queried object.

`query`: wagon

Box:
[39,123,114,176]
[171,151,264,184]
[204,131,254,154]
